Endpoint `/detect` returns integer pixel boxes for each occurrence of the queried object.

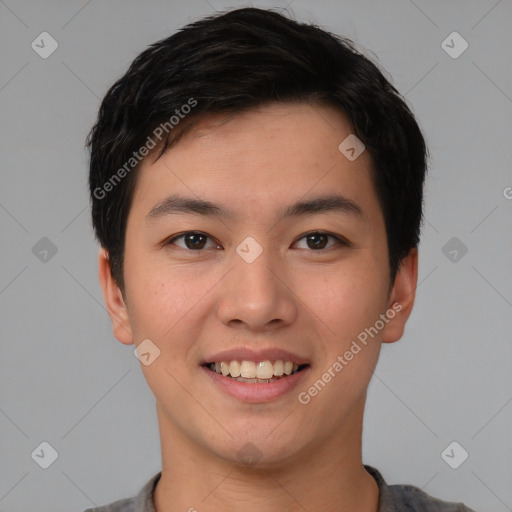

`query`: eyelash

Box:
[164,231,350,252]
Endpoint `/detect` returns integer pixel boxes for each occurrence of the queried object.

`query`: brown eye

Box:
[183,233,207,249]
[306,233,329,249]
[294,231,349,251]
[166,232,219,250]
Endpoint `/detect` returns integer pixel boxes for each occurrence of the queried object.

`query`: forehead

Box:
[130,102,380,223]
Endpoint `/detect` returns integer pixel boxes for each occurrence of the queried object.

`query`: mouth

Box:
[202,360,310,384]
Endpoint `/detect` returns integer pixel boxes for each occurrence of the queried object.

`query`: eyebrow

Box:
[146,194,364,221]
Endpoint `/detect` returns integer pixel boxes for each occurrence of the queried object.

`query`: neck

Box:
[153,399,379,512]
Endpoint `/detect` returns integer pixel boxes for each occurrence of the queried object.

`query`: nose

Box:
[216,246,297,332]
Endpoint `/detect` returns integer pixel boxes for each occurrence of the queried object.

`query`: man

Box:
[86,7,476,512]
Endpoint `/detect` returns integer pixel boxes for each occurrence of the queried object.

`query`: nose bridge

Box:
[236,246,277,294]
[217,238,296,329]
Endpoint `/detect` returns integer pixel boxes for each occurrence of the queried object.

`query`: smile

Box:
[204,360,309,383]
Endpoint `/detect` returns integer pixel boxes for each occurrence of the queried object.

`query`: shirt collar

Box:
[137,465,392,512]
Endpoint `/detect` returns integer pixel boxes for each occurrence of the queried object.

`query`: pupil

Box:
[185,233,206,249]
[308,234,327,249]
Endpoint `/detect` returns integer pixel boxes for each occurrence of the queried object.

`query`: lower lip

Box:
[201,365,310,403]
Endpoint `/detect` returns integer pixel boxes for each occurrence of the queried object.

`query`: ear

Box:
[98,248,134,345]
[381,248,418,344]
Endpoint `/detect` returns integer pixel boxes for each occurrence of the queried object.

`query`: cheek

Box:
[123,251,216,344]
[294,261,389,342]
[123,248,173,340]
[298,266,386,410]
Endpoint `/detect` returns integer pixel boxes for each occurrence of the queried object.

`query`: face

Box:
[100,102,417,466]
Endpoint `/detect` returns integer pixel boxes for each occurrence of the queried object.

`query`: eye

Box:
[294,231,349,251]
[165,231,221,250]
[164,231,348,252]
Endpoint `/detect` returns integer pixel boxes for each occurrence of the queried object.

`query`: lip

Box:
[201,364,311,403]
[201,347,310,365]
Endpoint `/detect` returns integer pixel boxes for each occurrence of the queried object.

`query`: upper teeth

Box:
[210,360,299,379]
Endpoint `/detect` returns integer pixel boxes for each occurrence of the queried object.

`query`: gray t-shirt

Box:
[84,465,477,511]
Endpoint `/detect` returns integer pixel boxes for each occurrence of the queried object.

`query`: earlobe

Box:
[97,248,134,345]
[381,248,418,344]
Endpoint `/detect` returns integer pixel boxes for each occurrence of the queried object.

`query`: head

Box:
[88,8,427,466]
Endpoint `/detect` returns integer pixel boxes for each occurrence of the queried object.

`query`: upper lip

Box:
[201,347,310,365]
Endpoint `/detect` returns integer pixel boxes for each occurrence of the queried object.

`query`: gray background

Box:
[1,0,511,511]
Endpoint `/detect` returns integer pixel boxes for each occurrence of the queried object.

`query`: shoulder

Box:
[364,465,477,512]
[83,472,161,512]
[84,497,137,512]
[387,482,477,511]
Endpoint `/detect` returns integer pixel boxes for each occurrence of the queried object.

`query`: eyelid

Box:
[293,231,351,249]
[164,230,350,251]
[164,231,220,250]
